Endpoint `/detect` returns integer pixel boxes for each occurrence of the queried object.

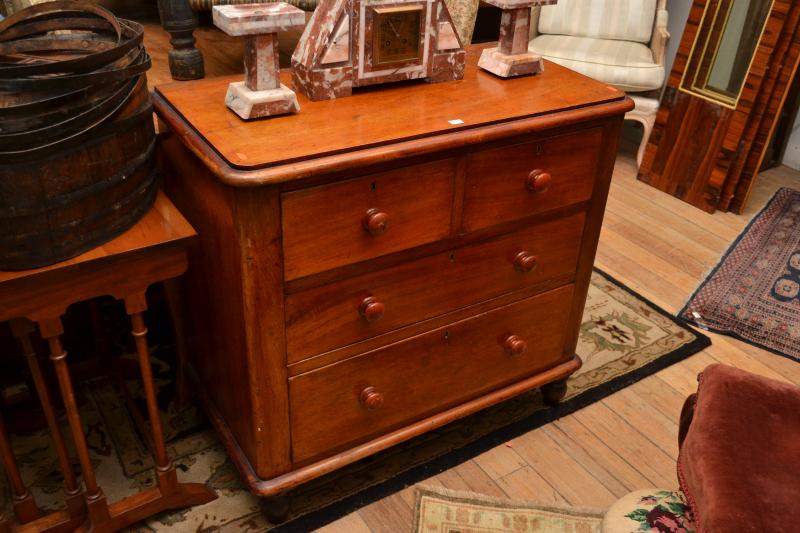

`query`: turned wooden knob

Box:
[514,251,538,273]
[359,296,385,322]
[363,208,389,236]
[503,334,527,356]
[359,386,384,410]
[527,170,552,193]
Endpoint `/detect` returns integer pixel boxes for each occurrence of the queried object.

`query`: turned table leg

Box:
[37,305,214,533]
[124,293,216,504]
[126,295,178,494]
[38,318,113,529]
[0,410,40,523]
[157,0,205,80]
[10,319,85,521]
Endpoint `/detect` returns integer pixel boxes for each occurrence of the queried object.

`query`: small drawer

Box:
[285,211,585,363]
[462,127,603,232]
[288,284,574,463]
[281,160,455,280]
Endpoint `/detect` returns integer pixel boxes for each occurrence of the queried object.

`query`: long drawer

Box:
[462,127,602,232]
[285,211,585,363]
[288,284,575,463]
[281,159,456,280]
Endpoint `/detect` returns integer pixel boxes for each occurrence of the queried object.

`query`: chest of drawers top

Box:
[153,45,628,186]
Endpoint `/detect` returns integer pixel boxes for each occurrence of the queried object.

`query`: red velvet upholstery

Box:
[678,364,800,533]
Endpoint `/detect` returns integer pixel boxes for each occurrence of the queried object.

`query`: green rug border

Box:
[269,268,711,532]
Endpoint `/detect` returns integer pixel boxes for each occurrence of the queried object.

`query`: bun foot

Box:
[541,379,568,406]
[263,493,290,524]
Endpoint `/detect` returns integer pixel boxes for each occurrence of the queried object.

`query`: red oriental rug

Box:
[680,187,800,362]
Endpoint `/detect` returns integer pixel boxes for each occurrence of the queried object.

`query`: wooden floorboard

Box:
[138,21,800,531]
[320,158,800,531]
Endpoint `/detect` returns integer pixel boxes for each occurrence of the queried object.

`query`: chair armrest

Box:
[529,6,540,41]
[650,9,670,66]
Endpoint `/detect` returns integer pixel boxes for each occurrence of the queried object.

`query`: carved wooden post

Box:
[157,0,205,80]
[478,0,554,77]
[213,3,305,119]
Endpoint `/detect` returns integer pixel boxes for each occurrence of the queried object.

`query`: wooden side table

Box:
[0,192,216,532]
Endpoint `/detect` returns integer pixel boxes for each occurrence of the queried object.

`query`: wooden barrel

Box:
[0,78,157,270]
[0,2,157,270]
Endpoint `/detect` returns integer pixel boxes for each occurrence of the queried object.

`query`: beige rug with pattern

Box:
[413,486,605,533]
[0,270,709,531]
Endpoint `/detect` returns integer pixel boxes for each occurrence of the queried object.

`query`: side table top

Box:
[0,191,195,286]
[154,44,631,185]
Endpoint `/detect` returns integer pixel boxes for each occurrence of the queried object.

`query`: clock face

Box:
[372,5,423,65]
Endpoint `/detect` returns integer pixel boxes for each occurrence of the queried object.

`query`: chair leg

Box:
[636,113,655,169]
[625,103,657,169]
[157,0,205,80]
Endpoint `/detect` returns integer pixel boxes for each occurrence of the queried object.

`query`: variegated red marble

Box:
[478,0,555,78]
[291,0,465,100]
[213,3,306,119]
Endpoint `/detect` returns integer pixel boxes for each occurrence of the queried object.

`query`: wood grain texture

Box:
[0,189,216,531]
[281,159,455,280]
[639,0,800,213]
[159,136,260,468]
[726,6,800,212]
[318,156,800,533]
[0,193,194,322]
[285,212,585,362]
[462,126,602,232]
[153,44,628,177]
[155,43,630,500]
[289,284,574,464]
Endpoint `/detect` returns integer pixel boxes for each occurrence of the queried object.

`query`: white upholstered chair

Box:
[529,0,669,166]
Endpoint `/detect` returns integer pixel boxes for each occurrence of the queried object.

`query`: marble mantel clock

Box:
[291,0,465,100]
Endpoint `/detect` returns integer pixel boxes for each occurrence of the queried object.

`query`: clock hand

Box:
[387,18,401,37]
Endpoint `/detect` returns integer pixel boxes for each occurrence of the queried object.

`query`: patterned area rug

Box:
[680,187,800,362]
[413,486,605,533]
[0,270,709,532]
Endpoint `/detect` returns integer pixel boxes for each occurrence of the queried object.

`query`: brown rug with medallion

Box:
[680,187,800,362]
[0,269,709,532]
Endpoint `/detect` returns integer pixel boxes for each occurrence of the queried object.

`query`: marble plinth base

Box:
[225,82,300,119]
[478,48,544,78]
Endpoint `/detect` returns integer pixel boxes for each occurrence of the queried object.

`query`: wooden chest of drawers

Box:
[153,45,632,511]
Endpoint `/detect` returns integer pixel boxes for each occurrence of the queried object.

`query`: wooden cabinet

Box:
[153,44,631,508]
